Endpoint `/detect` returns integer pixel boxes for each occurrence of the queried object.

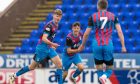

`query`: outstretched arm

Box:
[114,16,126,53]
[78,28,92,51]
[81,28,92,46]
[115,23,126,52]
[78,16,93,51]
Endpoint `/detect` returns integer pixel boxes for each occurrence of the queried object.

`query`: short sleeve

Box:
[88,16,94,28]
[43,24,52,35]
[114,16,120,25]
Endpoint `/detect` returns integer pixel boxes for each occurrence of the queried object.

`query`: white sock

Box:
[14,73,17,78]
[101,74,107,79]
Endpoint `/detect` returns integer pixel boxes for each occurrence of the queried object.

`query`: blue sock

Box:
[56,69,63,84]
[73,69,82,78]
[97,70,103,78]
[16,66,30,77]
[104,69,113,78]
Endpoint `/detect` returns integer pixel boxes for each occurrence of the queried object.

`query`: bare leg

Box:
[51,55,63,84]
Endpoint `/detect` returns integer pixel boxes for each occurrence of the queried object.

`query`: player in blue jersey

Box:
[9,9,63,84]
[62,22,84,84]
[78,0,127,84]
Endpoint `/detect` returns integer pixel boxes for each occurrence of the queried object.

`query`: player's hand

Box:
[121,46,127,53]
[51,43,60,48]
[78,44,85,52]
[51,46,56,50]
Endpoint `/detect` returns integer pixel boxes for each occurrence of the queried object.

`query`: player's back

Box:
[92,11,116,46]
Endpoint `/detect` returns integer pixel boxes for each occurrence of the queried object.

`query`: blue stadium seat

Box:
[61,5,67,13]
[65,5,75,14]
[69,13,79,22]
[84,0,94,5]
[14,0,140,53]
[22,38,30,46]
[77,5,86,14]
[121,21,128,30]
[125,38,135,45]
[122,4,134,12]
[73,0,82,5]
[30,30,41,39]
[29,38,39,47]
[28,47,35,53]
[46,13,53,22]
[135,11,140,20]
[62,0,73,5]
[136,38,140,45]
[114,47,121,53]
[88,5,96,14]
[126,45,136,53]
[112,4,120,14]
[14,47,21,53]
[38,21,46,31]
[55,5,62,9]
[135,4,140,12]
[117,12,123,21]
[21,45,30,53]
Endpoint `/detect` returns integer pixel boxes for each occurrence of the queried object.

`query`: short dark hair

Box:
[53,9,62,15]
[72,22,81,27]
[97,0,108,9]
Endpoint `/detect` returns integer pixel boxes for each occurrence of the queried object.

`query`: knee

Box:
[28,65,35,70]
[63,72,68,78]
[96,64,103,70]
[106,65,113,70]
[78,65,84,71]
[57,62,62,69]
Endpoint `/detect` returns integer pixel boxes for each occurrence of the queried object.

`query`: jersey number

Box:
[100,17,108,29]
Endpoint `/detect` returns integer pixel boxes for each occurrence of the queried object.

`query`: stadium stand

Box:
[1,0,140,53]
[0,0,61,54]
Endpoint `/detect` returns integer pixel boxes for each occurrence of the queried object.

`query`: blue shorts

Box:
[62,53,82,71]
[92,40,114,61]
[33,44,58,63]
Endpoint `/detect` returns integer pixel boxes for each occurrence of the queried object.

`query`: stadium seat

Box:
[22,38,30,47]
[29,38,39,47]
[38,21,46,31]
[62,0,73,5]
[16,0,140,53]
[14,47,22,53]
[65,5,75,14]
[55,5,62,9]
[73,0,82,5]
[69,13,79,22]
[112,4,120,14]
[46,13,53,22]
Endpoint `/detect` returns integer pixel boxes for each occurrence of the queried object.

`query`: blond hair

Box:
[54,9,63,15]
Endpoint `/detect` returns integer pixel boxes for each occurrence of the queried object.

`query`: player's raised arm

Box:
[115,17,127,52]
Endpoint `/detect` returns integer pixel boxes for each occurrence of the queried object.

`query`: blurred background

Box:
[0,0,139,84]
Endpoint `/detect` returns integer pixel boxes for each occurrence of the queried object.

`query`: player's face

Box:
[72,25,80,35]
[53,14,62,24]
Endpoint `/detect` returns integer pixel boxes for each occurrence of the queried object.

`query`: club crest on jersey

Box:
[46,27,50,31]
[80,36,82,40]
[74,44,77,48]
